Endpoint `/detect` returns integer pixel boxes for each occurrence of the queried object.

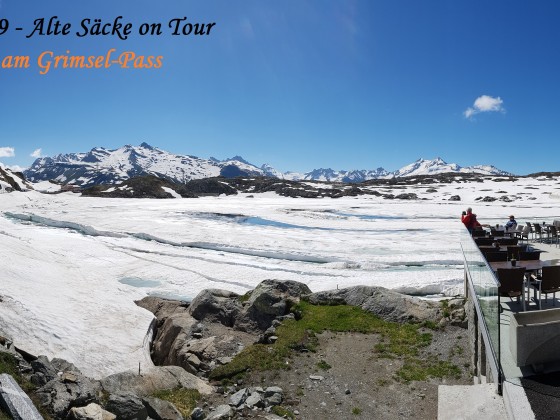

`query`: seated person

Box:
[505,215,517,231]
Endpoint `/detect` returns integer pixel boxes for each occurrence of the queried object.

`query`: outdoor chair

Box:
[548,225,559,247]
[532,266,560,307]
[534,223,544,242]
[472,229,486,237]
[498,267,527,311]
[519,251,542,261]
[516,225,530,243]
[526,222,535,240]
[475,237,495,246]
[507,246,521,261]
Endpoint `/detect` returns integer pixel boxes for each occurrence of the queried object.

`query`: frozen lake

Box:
[1,180,559,378]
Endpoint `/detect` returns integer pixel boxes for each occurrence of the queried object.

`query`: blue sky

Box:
[1,1,559,175]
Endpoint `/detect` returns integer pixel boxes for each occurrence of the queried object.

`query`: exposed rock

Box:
[189,289,241,328]
[151,314,199,366]
[67,403,116,420]
[304,286,441,324]
[0,373,43,420]
[395,193,418,200]
[206,404,234,419]
[237,280,312,331]
[448,195,461,201]
[244,391,264,408]
[142,396,183,420]
[105,393,148,420]
[36,372,102,418]
[191,406,206,420]
[101,366,213,396]
[30,355,58,386]
[229,388,249,407]
[135,296,190,322]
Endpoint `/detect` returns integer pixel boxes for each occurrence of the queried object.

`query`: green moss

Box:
[151,388,200,418]
[316,360,331,370]
[397,357,461,383]
[352,407,363,415]
[271,406,295,419]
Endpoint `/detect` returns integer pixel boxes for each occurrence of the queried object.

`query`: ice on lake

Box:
[1,182,559,378]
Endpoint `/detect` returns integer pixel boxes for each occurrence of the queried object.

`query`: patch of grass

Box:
[421,320,440,330]
[450,345,464,356]
[209,301,458,385]
[316,360,331,370]
[441,300,450,318]
[352,407,363,415]
[151,387,200,418]
[238,292,251,303]
[296,386,305,396]
[397,357,461,383]
[271,406,295,419]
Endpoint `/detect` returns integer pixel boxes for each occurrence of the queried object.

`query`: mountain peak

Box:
[139,142,155,150]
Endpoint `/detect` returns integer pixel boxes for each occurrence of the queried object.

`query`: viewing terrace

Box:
[458,221,560,419]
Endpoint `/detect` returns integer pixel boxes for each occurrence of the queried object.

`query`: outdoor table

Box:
[490,260,560,309]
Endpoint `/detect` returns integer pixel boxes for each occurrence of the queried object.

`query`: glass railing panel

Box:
[460,228,501,370]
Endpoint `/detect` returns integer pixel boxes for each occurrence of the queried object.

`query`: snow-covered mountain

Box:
[0,163,31,193]
[390,157,511,178]
[23,144,512,188]
[24,143,266,187]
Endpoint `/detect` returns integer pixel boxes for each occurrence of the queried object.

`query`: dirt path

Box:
[203,325,472,419]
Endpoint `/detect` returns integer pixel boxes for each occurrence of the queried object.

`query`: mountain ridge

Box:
[21,143,511,187]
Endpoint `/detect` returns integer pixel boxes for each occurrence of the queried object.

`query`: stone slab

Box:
[0,373,43,420]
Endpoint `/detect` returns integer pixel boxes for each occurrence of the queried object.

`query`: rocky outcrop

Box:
[36,371,102,418]
[137,280,312,377]
[100,366,213,396]
[304,285,442,324]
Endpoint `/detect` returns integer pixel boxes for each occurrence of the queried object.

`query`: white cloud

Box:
[0,147,15,157]
[30,148,42,158]
[464,95,505,119]
[7,165,26,172]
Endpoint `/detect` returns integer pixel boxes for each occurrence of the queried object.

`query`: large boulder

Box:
[30,355,58,386]
[100,366,213,396]
[189,289,241,327]
[142,396,183,420]
[237,280,312,331]
[36,372,102,418]
[67,403,116,420]
[150,311,199,366]
[305,286,442,324]
[105,393,147,420]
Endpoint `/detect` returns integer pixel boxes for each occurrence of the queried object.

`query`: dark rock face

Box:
[238,280,312,331]
[30,355,58,387]
[395,193,418,200]
[449,195,461,201]
[189,289,241,328]
[36,372,102,418]
[106,393,148,420]
[142,396,183,420]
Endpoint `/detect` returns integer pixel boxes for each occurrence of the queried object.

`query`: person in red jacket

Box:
[462,208,474,232]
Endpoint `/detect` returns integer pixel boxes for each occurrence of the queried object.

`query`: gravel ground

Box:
[201,325,472,419]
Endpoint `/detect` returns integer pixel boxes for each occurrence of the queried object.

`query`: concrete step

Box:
[438,383,507,420]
